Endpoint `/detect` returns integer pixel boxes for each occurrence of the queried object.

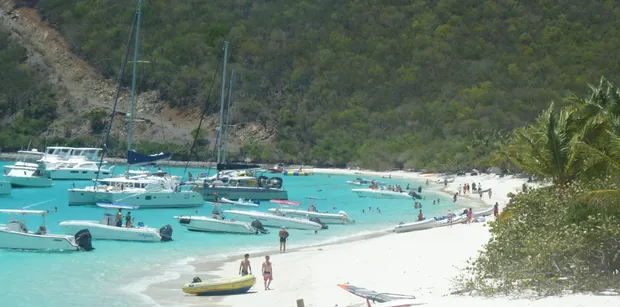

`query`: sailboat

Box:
[67,0,203,209]
[195,43,288,202]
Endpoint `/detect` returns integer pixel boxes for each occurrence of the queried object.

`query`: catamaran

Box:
[67,1,203,209]
[59,204,173,242]
[0,209,94,251]
[267,198,353,224]
[194,42,288,202]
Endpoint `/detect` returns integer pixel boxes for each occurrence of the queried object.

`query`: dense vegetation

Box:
[461,79,620,295]
[0,28,58,151]
[4,0,620,170]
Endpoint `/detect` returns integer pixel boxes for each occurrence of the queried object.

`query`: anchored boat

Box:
[59,204,173,242]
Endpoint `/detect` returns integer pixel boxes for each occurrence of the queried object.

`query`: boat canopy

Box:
[96,203,139,210]
[216,163,260,171]
[0,209,47,216]
[270,200,301,206]
[127,150,171,166]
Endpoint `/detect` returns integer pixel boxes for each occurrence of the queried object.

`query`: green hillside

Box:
[8,0,620,170]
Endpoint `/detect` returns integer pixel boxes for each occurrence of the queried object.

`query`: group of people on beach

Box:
[458,182,482,194]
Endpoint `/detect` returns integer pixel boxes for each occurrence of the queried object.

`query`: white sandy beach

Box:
[145,169,619,307]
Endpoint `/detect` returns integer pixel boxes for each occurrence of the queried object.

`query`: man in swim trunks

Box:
[239,253,252,276]
[262,255,273,290]
[279,226,289,253]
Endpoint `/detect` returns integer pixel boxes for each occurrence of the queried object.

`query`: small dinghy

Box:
[393,218,436,233]
[182,274,256,296]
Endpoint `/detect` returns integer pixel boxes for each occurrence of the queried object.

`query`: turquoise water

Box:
[0,161,454,307]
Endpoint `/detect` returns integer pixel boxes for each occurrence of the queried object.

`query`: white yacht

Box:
[0,209,94,251]
[48,161,115,180]
[59,204,172,242]
[352,188,414,199]
[3,154,53,188]
[216,197,260,207]
[68,172,204,208]
[267,199,353,224]
[0,180,11,195]
[223,208,324,230]
[174,206,268,234]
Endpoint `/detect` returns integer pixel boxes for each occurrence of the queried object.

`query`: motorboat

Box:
[267,198,353,224]
[267,163,284,173]
[174,205,268,234]
[0,209,94,251]
[59,204,172,242]
[197,172,288,202]
[459,206,494,218]
[346,178,382,186]
[435,215,466,227]
[223,208,323,230]
[48,161,115,180]
[393,218,436,233]
[182,274,256,296]
[215,197,260,207]
[0,180,11,195]
[3,159,53,188]
[352,188,414,199]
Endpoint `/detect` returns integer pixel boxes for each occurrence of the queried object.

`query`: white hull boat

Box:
[198,186,288,202]
[216,197,260,207]
[174,215,265,234]
[0,180,11,195]
[0,209,94,252]
[59,220,165,242]
[435,215,466,227]
[394,218,436,233]
[472,206,494,218]
[352,188,413,199]
[68,188,204,208]
[48,162,115,180]
[267,208,353,224]
[223,209,323,230]
[3,162,53,188]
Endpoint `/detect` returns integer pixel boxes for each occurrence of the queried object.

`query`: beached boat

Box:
[393,218,436,233]
[0,209,94,251]
[472,206,494,218]
[58,204,172,242]
[435,215,466,227]
[223,209,323,230]
[216,197,260,207]
[182,274,256,296]
[352,188,414,199]
[0,180,11,195]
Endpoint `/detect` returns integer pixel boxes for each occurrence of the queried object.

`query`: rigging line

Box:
[183,56,223,175]
[93,5,138,185]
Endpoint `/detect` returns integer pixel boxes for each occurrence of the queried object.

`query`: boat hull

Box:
[49,169,113,180]
[436,215,466,227]
[223,210,322,230]
[182,274,256,296]
[58,221,162,242]
[394,218,436,233]
[0,181,11,195]
[175,216,257,234]
[266,209,352,224]
[0,229,80,251]
[68,189,204,208]
[198,186,288,202]
[5,175,53,188]
[352,188,412,199]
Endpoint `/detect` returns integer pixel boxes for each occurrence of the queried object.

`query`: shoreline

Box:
[140,170,513,307]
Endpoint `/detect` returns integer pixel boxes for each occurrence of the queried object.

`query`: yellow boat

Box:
[182,274,256,296]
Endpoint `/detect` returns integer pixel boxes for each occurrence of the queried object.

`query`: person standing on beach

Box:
[239,254,252,276]
[489,189,493,199]
[493,202,499,217]
[279,226,289,253]
[447,210,453,227]
[458,184,462,194]
[466,208,473,224]
[262,255,273,290]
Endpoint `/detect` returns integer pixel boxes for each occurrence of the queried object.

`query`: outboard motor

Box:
[267,177,283,189]
[309,217,329,229]
[257,176,269,187]
[251,219,269,234]
[192,277,202,283]
[409,191,422,199]
[159,224,173,242]
[74,229,94,251]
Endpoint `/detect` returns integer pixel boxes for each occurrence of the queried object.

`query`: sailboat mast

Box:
[222,70,234,163]
[126,0,142,175]
[216,41,229,164]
